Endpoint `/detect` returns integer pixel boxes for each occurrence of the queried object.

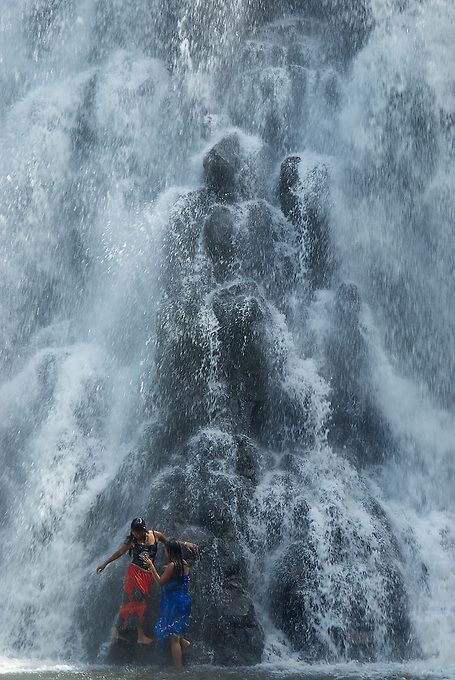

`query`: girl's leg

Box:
[180,637,190,649]
[137,626,153,644]
[112,628,129,642]
[170,635,183,667]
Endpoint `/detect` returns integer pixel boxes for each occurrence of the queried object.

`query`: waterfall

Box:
[0,0,454,668]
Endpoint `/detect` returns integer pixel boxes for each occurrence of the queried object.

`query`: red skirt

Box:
[116,563,154,631]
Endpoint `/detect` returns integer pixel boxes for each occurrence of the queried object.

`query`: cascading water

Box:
[0,0,454,671]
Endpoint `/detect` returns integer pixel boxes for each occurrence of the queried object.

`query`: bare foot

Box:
[112,630,129,642]
[137,633,153,645]
[181,638,191,648]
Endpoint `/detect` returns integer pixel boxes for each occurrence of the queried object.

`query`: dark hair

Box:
[127,518,147,556]
[131,517,147,532]
[165,540,185,582]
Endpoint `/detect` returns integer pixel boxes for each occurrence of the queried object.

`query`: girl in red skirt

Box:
[96,517,166,644]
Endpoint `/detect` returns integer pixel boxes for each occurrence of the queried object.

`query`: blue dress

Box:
[155,574,191,644]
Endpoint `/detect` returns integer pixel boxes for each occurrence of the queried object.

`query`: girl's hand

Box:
[142,556,153,569]
[96,563,106,574]
[184,542,198,554]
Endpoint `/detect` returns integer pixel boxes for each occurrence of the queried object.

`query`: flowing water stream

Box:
[0,0,454,676]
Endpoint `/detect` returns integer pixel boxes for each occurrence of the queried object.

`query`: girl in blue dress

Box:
[143,540,192,667]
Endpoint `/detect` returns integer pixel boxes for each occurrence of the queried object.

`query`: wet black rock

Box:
[136,430,265,666]
[246,0,374,60]
[270,515,413,661]
[154,190,217,443]
[235,434,260,483]
[241,201,276,278]
[203,204,235,278]
[229,62,307,152]
[279,155,333,288]
[305,0,374,58]
[257,383,312,452]
[156,299,212,442]
[173,431,258,542]
[203,134,244,201]
[142,157,277,664]
[212,282,270,412]
[162,189,210,289]
[237,200,297,297]
[166,526,264,665]
[326,283,395,466]
[300,160,333,287]
[270,539,323,659]
[278,155,301,220]
[212,585,264,665]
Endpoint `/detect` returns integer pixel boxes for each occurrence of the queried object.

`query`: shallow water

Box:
[2,661,455,680]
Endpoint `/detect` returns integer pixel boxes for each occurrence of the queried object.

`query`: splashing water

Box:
[0,0,454,670]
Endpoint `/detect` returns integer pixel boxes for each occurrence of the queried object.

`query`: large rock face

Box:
[141,135,276,663]
[77,7,417,668]
[266,483,413,661]
[139,134,305,663]
[122,124,413,665]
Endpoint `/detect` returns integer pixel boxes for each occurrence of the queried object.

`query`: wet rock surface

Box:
[326,283,396,466]
[203,205,235,278]
[278,154,334,288]
[204,135,243,201]
[77,7,416,668]
[132,112,414,664]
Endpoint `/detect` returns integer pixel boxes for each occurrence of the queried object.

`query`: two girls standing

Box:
[96,518,194,667]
